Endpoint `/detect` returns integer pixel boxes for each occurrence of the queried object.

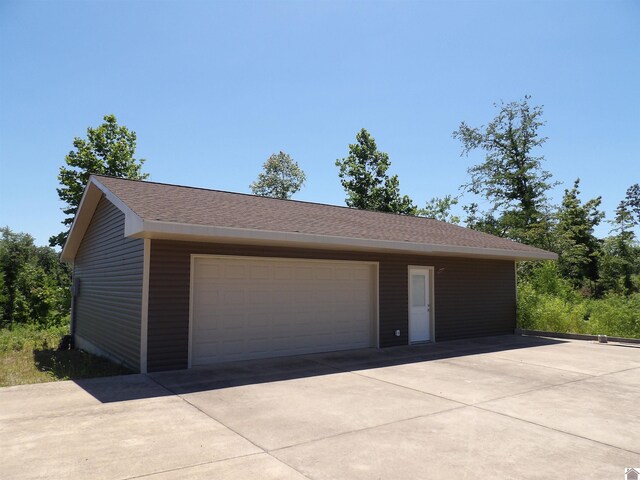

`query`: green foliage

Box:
[0,227,71,327]
[586,293,640,338]
[516,184,640,338]
[336,129,416,214]
[622,183,640,224]
[597,235,640,295]
[0,323,68,354]
[453,96,557,248]
[517,283,589,333]
[518,284,640,339]
[50,114,149,248]
[553,179,604,288]
[250,151,306,199]
[0,323,130,387]
[419,195,460,223]
[598,187,640,295]
[519,261,578,301]
[518,260,640,338]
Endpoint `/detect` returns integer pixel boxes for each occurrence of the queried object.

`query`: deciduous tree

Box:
[419,195,460,224]
[250,151,306,199]
[50,114,148,248]
[336,129,416,214]
[600,191,640,294]
[1,228,71,326]
[453,96,556,248]
[554,179,604,288]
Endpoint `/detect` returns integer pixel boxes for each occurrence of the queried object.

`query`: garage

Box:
[189,255,378,366]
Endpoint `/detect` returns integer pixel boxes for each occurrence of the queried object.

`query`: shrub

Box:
[0,323,68,354]
[587,293,640,338]
[518,282,640,338]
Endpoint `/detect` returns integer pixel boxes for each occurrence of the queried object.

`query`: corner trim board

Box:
[188,254,195,369]
[140,238,151,373]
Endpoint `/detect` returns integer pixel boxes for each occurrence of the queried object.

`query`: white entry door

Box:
[409,267,432,343]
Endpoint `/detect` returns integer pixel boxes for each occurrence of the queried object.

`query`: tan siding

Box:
[148,240,516,372]
[74,196,143,370]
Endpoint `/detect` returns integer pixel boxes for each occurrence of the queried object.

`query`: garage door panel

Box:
[191,257,376,366]
[249,265,270,279]
[295,267,314,280]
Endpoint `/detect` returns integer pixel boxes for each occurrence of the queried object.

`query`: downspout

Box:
[64,272,78,350]
[140,238,151,374]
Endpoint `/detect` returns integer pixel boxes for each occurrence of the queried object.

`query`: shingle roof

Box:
[92,175,554,259]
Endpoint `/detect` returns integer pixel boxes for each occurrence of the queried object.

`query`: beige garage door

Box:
[190,256,376,366]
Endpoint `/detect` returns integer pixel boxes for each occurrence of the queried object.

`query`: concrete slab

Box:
[481,367,640,453]
[0,374,168,420]
[1,384,260,480]
[142,453,309,480]
[4,335,640,480]
[441,333,564,348]
[305,335,571,372]
[179,370,462,450]
[356,354,589,404]
[272,406,638,480]
[488,340,640,375]
[304,344,456,371]
[150,355,333,394]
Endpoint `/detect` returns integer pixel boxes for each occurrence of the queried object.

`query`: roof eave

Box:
[61,177,557,263]
[128,219,558,261]
[60,176,143,263]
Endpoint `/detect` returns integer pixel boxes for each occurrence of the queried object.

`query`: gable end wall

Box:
[73,196,143,371]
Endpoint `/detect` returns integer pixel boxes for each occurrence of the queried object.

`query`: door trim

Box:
[408,265,435,343]
[188,254,380,368]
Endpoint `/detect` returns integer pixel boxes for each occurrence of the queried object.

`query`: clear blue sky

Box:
[1,0,638,247]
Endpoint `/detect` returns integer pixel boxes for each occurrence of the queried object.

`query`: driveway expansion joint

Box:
[305,356,472,406]
[472,405,640,456]
[268,404,470,454]
[119,452,266,480]
[146,375,315,480]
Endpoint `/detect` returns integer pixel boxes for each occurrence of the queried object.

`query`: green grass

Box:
[518,285,640,339]
[0,324,131,387]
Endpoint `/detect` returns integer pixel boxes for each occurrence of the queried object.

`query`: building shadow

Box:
[33,348,132,381]
[71,334,568,403]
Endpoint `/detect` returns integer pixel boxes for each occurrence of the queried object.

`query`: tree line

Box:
[1,99,638,329]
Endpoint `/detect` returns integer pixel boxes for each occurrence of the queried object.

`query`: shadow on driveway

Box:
[73,334,566,403]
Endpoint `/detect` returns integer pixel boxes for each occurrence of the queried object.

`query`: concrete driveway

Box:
[2,335,639,479]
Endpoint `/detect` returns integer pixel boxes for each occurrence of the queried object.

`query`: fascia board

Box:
[60,176,144,263]
[129,219,558,261]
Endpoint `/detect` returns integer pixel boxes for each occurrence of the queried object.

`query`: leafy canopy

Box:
[336,129,416,215]
[453,96,556,247]
[614,183,640,233]
[50,114,148,248]
[554,179,604,287]
[419,195,460,224]
[250,151,306,199]
[600,184,640,294]
[1,227,71,327]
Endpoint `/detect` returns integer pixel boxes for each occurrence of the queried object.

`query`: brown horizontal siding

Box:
[73,196,143,370]
[147,240,515,372]
[433,258,515,340]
